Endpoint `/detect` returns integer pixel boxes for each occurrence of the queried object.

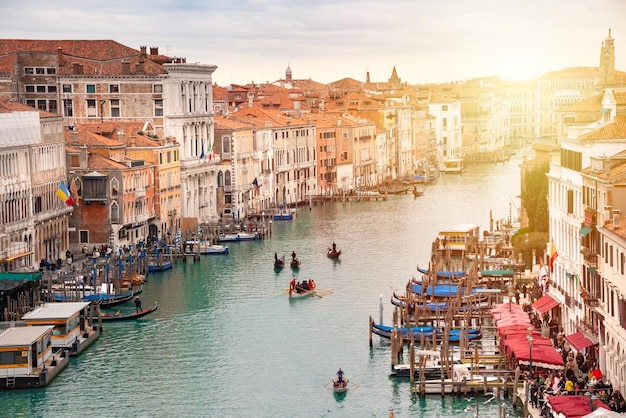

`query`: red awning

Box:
[532,294,559,315]
[565,332,595,352]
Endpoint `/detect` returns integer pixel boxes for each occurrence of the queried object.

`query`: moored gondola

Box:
[100,302,158,322]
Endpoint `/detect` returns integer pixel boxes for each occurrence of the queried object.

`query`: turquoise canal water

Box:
[0,151,532,418]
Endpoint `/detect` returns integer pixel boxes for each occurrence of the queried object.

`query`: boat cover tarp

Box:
[411,283,475,297]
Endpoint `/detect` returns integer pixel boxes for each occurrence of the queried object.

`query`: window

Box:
[567,190,574,214]
[86,84,96,94]
[47,85,57,93]
[154,99,163,116]
[79,230,89,243]
[48,100,58,114]
[63,99,73,117]
[110,178,119,197]
[24,67,34,75]
[36,68,45,75]
[110,202,119,224]
[37,100,46,111]
[26,99,35,108]
[442,105,448,111]
[25,85,35,93]
[110,99,120,117]
[86,99,97,117]
[109,84,119,93]
[46,68,56,75]
[153,84,163,93]
[36,85,46,93]
[34,196,42,214]
[62,84,72,93]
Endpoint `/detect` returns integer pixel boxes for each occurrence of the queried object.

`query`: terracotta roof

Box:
[542,67,600,79]
[0,39,168,76]
[64,128,125,148]
[559,94,603,112]
[214,115,254,130]
[88,152,128,170]
[579,114,626,141]
[0,97,57,118]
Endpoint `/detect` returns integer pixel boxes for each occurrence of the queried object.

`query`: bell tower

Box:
[599,28,615,83]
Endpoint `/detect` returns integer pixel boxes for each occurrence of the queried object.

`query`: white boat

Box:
[217,232,258,242]
[441,158,464,174]
[184,241,229,255]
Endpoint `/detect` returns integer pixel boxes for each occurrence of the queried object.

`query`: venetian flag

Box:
[56,182,74,206]
[549,240,558,272]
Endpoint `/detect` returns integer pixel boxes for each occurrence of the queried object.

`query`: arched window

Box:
[224,170,231,186]
[217,171,223,187]
[111,178,119,198]
[110,202,119,224]
[222,136,230,153]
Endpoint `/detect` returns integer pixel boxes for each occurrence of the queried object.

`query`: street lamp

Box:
[508,288,514,312]
[527,326,534,380]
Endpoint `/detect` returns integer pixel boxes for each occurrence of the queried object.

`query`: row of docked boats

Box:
[0,291,158,390]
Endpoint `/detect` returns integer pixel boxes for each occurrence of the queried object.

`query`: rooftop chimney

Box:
[140,46,147,57]
[150,47,158,55]
[57,47,63,66]
[72,62,83,74]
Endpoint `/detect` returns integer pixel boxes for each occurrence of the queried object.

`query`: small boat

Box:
[412,189,424,197]
[289,280,316,299]
[327,249,341,259]
[184,241,229,255]
[217,232,258,242]
[274,256,286,270]
[273,212,293,221]
[148,260,173,272]
[333,378,349,393]
[100,302,158,322]
[290,258,301,269]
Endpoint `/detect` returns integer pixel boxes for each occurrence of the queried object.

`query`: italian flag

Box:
[549,240,558,272]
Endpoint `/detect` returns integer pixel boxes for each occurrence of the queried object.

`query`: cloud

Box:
[1,0,625,84]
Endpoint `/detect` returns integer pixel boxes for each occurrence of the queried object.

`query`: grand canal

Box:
[1,151,531,417]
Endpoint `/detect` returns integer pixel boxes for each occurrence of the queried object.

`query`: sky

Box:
[1,0,625,86]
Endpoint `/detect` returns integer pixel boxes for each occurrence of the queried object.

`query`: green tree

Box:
[521,162,549,233]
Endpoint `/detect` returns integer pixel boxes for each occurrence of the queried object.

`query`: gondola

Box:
[327,249,341,259]
[413,189,424,197]
[290,258,301,269]
[100,302,158,322]
[274,256,286,270]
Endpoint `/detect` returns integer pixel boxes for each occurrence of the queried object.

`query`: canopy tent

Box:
[533,294,560,315]
[499,331,564,369]
[566,332,595,352]
[547,395,610,418]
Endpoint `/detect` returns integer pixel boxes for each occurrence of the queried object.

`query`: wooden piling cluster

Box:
[369,224,519,399]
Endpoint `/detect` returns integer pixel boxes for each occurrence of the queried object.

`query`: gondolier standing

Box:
[290,277,296,292]
[134,296,142,313]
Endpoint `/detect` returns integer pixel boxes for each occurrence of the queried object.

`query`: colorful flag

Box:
[56,182,74,206]
[70,179,80,206]
[200,145,205,159]
[252,177,260,191]
[549,240,558,272]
